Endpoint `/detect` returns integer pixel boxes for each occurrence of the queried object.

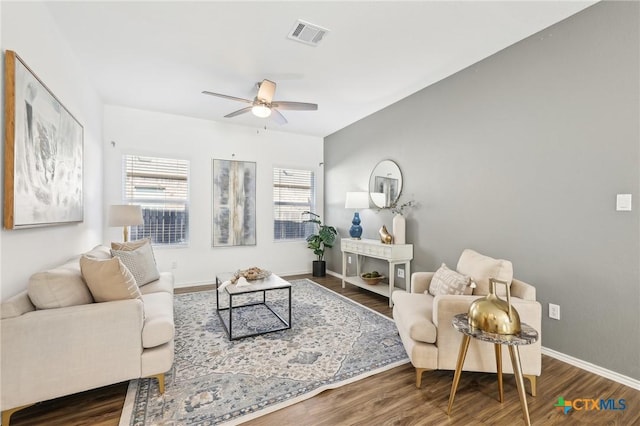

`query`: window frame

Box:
[122,154,190,247]
[273,166,317,242]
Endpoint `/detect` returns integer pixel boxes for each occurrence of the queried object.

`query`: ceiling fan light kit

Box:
[203,79,318,125]
[251,104,271,118]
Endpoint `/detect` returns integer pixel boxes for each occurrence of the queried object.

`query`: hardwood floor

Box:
[8,274,639,425]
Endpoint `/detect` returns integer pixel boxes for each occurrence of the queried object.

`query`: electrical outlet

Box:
[397,268,405,279]
[171,261,178,269]
[549,303,560,320]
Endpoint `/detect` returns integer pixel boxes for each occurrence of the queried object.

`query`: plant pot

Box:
[312,260,326,277]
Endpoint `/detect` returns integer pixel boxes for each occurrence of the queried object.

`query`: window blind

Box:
[123,155,190,245]
[273,167,315,240]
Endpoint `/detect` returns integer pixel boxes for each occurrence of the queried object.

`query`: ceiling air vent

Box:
[287,19,329,46]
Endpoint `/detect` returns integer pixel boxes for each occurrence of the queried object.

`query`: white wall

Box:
[103,106,324,287]
[1,2,104,300]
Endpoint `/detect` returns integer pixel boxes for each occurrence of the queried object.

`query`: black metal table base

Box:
[216,285,292,340]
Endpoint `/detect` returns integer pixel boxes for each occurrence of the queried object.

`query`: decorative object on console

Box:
[378,225,393,244]
[212,159,257,247]
[345,191,369,239]
[302,211,337,277]
[368,159,403,208]
[360,271,385,285]
[108,205,144,242]
[389,198,415,245]
[468,278,521,335]
[4,50,84,230]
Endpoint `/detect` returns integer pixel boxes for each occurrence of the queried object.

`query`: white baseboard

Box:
[326,269,341,279]
[541,347,640,391]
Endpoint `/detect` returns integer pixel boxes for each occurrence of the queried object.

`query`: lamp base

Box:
[349,212,363,239]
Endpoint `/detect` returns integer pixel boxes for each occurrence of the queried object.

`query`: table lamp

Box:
[108,204,144,242]
[345,192,369,239]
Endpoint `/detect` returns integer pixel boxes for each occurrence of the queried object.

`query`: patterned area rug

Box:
[120,279,409,425]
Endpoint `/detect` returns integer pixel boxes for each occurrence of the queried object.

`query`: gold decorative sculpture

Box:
[378,225,393,244]
[468,278,521,334]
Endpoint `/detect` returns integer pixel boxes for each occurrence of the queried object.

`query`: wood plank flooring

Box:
[8,274,639,425]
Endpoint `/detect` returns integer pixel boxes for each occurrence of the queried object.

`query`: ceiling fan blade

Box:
[224,106,253,118]
[271,101,318,111]
[257,79,276,103]
[202,91,252,104]
[271,108,288,125]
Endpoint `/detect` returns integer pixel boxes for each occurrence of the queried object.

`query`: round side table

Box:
[447,313,539,426]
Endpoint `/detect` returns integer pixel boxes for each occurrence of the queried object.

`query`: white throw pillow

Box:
[427,263,475,296]
[80,256,141,302]
[111,243,160,286]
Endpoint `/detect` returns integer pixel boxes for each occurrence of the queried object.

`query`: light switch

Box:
[616,194,632,211]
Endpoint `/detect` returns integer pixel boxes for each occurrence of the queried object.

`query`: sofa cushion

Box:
[84,245,113,260]
[28,259,94,309]
[392,291,437,344]
[428,263,475,296]
[1,291,36,318]
[80,256,142,302]
[140,272,175,295]
[456,249,513,297]
[111,243,160,286]
[141,292,175,348]
[111,238,152,251]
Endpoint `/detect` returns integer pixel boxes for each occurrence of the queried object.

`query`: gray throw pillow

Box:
[111,242,160,286]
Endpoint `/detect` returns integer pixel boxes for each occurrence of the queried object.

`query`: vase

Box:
[468,279,521,334]
[392,214,406,245]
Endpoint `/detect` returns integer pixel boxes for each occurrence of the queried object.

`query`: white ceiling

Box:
[45,1,597,138]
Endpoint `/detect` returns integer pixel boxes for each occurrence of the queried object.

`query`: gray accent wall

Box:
[324,1,639,380]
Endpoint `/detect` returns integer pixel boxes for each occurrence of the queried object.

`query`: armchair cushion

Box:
[428,263,475,296]
[456,249,513,296]
[391,291,437,344]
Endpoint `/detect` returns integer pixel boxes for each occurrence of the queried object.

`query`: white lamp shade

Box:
[108,205,144,227]
[345,192,370,209]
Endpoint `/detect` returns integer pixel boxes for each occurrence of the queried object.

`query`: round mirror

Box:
[368,160,403,208]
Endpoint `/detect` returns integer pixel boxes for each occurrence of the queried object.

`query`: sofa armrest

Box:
[1,299,144,410]
[411,272,435,294]
[511,278,536,301]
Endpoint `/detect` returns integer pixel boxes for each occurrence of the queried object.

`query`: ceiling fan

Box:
[202,79,317,125]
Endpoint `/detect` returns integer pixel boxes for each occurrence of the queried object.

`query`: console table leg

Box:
[495,344,504,403]
[447,335,471,415]
[508,346,531,426]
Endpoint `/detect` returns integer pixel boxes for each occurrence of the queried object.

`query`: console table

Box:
[341,238,413,307]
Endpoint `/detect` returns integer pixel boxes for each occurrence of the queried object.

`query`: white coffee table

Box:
[215,272,292,340]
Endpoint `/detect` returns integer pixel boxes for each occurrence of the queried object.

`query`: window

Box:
[273,167,316,240]
[123,155,189,245]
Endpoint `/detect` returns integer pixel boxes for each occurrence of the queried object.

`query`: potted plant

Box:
[302,211,338,277]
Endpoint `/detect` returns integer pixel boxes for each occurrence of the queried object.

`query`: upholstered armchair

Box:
[391,249,542,395]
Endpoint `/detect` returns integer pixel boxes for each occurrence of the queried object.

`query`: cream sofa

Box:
[0,244,175,425]
[392,249,541,395]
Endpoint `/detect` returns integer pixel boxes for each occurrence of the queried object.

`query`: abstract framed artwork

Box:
[3,50,84,229]
[212,159,256,247]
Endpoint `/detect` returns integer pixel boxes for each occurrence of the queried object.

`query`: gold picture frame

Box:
[4,50,84,229]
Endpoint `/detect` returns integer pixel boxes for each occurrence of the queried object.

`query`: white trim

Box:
[326,269,341,279]
[541,347,640,390]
